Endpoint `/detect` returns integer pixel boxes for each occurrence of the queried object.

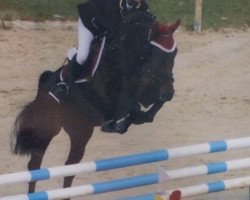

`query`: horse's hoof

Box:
[113,125,128,134]
[101,119,130,134]
[112,118,131,134]
[101,120,116,133]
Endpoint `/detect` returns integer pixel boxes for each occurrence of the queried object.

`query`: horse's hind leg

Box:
[62,135,89,189]
[62,112,94,192]
[25,99,62,193]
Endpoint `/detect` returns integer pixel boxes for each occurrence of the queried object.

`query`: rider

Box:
[50,0,150,132]
[50,0,149,98]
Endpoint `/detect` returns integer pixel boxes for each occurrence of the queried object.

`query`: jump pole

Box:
[120,176,250,200]
[2,157,250,200]
[1,137,250,186]
[157,175,250,200]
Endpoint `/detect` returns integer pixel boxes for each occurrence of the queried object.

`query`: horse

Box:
[11,10,179,199]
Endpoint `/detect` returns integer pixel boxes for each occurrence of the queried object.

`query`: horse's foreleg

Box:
[107,82,134,134]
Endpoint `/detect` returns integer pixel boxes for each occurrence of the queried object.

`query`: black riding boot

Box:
[49,55,90,103]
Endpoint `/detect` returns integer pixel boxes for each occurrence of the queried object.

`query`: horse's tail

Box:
[11,101,41,155]
[11,71,61,155]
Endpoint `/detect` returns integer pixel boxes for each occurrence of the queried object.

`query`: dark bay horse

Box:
[11,10,180,198]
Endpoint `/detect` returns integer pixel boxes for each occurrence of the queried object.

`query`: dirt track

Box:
[0,27,250,200]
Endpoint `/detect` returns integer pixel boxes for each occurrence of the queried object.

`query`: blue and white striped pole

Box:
[1,137,250,186]
[158,157,250,182]
[157,175,250,200]
[1,157,250,200]
[119,176,250,200]
[0,174,159,200]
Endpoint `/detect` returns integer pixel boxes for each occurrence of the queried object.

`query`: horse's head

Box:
[137,20,180,106]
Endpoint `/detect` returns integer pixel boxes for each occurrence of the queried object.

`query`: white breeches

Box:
[76,18,94,65]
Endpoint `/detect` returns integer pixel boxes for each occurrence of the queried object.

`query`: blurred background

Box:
[0,0,249,29]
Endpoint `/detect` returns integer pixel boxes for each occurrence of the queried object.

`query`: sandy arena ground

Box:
[0,26,250,200]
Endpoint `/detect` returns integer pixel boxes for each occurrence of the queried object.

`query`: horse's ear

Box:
[165,19,181,34]
[152,19,181,37]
